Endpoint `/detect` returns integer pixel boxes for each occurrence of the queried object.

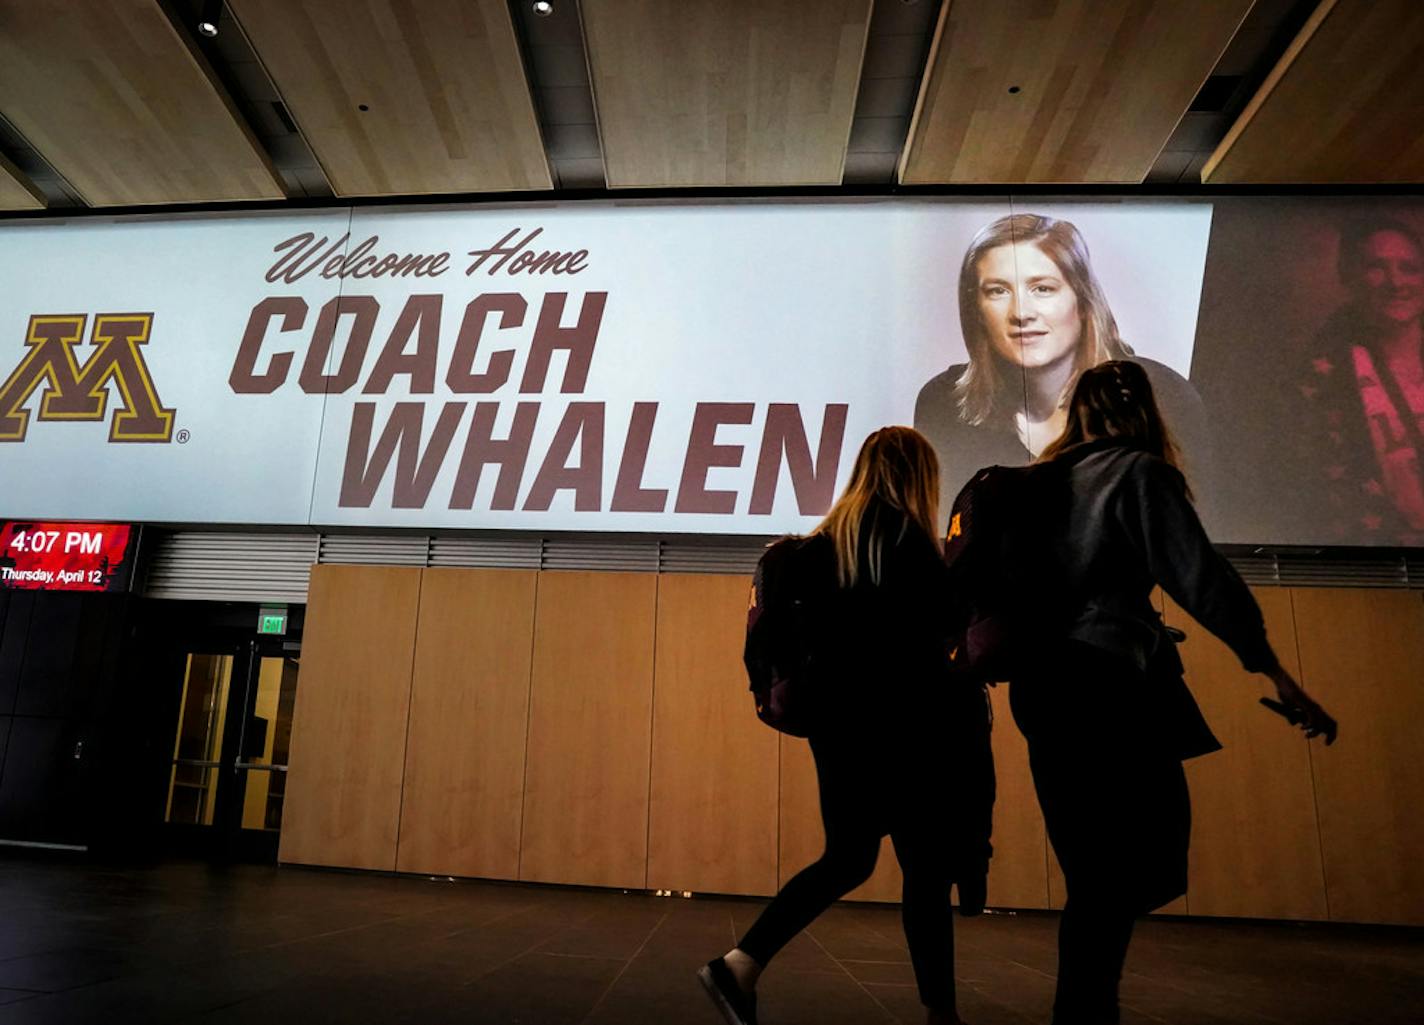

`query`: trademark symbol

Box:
[176,429,190,444]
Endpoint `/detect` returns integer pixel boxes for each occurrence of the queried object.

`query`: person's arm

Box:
[1117,453,1337,743]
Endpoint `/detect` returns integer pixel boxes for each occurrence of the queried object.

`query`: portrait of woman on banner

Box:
[914,213,1211,523]
[1293,217,1424,545]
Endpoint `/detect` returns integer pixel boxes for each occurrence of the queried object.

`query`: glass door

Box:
[164,635,300,860]
[232,640,299,844]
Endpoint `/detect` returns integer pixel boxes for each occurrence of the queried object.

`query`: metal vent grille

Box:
[541,539,660,572]
[1276,556,1410,589]
[1226,554,1282,587]
[143,532,317,603]
[318,535,430,566]
[429,536,542,569]
[659,539,767,575]
[140,530,1424,604]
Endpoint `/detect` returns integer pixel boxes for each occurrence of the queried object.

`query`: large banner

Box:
[0,196,1419,545]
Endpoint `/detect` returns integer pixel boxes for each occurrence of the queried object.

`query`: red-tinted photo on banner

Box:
[0,521,134,592]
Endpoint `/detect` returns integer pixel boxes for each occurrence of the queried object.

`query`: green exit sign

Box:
[258,606,288,635]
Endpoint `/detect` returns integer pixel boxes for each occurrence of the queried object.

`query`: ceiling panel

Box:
[229,0,551,196]
[900,0,1256,184]
[0,0,284,206]
[0,150,44,211]
[582,0,873,188]
[1203,0,1424,183]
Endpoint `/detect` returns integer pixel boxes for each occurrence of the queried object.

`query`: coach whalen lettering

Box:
[0,314,175,442]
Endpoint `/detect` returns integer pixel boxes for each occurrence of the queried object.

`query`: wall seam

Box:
[1290,587,1333,922]
[515,570,541,882]
[390,568,425,875]
[643,574,660,891]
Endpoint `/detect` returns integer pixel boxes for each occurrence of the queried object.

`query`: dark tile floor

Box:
[0,854,1419,1024]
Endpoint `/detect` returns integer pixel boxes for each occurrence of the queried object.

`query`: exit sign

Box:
[258,606,288,635]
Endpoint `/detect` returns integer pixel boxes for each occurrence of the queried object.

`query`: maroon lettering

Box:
[466,227,541,276]
[523,402,605,511]
[675,403,754,514]
[748,403,848,515]
[339,401,466,508]
[326,235,379,279]
[447,294,524,393]
[266,232,348,284]
[611,402,668,513]
[298,296,379,394]
[230,297,306,394]
[519,292,607,394]
[264,231,449,284]
[363,295,441,394]
[449,401,541,511]
[465,227,587,277]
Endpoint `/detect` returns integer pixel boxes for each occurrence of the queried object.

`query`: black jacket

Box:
[1013,438,1281,671]
[914,357,1214,534]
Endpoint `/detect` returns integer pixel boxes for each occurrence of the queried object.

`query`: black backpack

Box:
[743,535,834,736]
[943,463,1069,681]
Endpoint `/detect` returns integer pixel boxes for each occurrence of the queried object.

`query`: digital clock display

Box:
[0,522,135,592]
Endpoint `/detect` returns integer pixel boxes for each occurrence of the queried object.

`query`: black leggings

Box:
[1011,646,1193,1025]
[737,734,959,1013]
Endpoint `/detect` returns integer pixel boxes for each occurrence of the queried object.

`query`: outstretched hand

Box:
[1261,666,1338,745]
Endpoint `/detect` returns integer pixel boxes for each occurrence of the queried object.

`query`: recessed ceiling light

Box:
[197,0,221,37]
[533,1,554,16]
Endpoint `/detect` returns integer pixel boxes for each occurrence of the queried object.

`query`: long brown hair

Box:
[1037,360,1192,497]
[812,426,940,587]
[954,213,1133,426]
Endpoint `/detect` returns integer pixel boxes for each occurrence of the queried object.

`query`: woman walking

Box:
[947,361,1336,1025]
[699,426,995,1025]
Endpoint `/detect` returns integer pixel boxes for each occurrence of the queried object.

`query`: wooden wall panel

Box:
[1204,0,1424,183]
[900,0,1254,184]
[279,564,420,871]
[519,571,656,889]
[0,1,283,205]
[987,685,1052,910]
[582,0,872,187]
[0,153,44,212]
[647,575,779,896]
[395,569,537,880]
[1167,589,1328,919]
[778,735,900,903]
[230,0,550,196]
[1292,588,1424,925]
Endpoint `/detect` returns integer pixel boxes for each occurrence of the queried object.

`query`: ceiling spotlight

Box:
[197,0,222,38]
[533,1,554,16]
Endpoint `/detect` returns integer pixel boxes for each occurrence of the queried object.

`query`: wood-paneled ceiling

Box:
[1204,0,1424,183]
[582,0,872,188]
[0,0,283,207]
[0,151,43,211]
[899,0,1256,184]
[228,0,551,196]
[0,0,1419,213]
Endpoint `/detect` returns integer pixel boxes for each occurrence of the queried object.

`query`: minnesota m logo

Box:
[0,314,175,442]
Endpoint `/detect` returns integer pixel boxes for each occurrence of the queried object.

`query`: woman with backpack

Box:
[946,360,1337,1025]
[699,426,995,1025]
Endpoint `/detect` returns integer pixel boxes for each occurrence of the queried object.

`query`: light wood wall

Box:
[520,571,657,889]
[396,568,537,879]
[280,564,421,871]
[286,571,1424,925]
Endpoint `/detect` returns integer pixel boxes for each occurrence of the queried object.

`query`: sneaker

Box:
[697,956,758,1025]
